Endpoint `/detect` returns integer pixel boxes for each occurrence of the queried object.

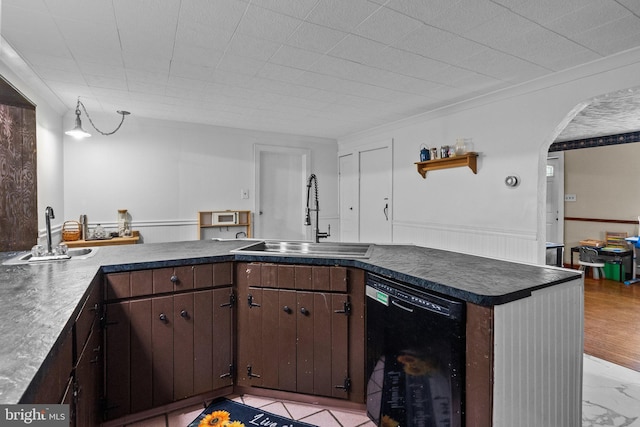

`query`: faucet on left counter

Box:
[45,206,55,255]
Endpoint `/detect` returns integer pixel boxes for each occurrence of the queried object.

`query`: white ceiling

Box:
[3,0,640,140]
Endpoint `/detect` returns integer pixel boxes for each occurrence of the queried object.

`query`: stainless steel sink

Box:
[231,241,373,259]
[3,247,99,265]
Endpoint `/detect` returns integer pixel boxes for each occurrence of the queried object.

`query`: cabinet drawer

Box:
[105,270,153,300]
[193,262,233,289]
[246,263,347,292]
[153,266,194,293]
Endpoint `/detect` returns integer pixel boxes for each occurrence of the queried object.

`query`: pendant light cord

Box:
[76,99,129,136]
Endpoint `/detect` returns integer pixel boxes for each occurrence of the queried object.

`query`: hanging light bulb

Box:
[65,97,130,140]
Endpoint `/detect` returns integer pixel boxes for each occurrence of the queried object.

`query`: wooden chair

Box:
[578,246,605,279]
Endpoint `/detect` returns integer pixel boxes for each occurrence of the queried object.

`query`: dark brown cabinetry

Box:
[103,263,234,421]
[23,274,103,427]
[235,262,365,403]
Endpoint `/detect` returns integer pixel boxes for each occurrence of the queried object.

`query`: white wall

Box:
[339,47,640,264]
[63,113,338,243]
[0,37,65,244]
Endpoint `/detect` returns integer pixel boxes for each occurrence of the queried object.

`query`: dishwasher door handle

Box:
[391,299,414,313]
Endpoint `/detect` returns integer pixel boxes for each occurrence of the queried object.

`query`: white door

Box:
[359,145,392,243]
[546,155,564,264]
[255,146,310,240]
[339,154,358,242]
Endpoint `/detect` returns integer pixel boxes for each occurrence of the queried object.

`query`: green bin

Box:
[604,262,624,281]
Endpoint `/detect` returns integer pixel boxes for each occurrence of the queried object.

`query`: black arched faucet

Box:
[305,174,330,243]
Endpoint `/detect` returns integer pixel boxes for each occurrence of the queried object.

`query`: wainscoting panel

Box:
[392,221,539,264]
[493,278,584,427]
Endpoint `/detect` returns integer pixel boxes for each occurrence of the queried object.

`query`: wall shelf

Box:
[414,152,478,178]
[198,210,252,239]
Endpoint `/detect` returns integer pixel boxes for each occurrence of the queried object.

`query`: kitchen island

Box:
[0,239,583,426]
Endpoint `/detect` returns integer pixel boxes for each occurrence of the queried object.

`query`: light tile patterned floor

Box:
[124,354,640,427]
[126,393,375,427]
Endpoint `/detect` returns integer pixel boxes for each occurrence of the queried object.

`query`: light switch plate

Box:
[564,194,577,202]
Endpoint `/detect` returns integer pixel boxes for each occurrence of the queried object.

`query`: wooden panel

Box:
[75,327,102,427]
[75,277,101,358]
[236,261,264,387]
[0,105,37,251]
[261,289,280,388]
[105,272,130,300]
[295,266,312,290]
[212,262,233,287]
[278,290,297,392]
[152,296,174,406]
[129,299,152,413]
[465,303,494,427]
[347,268,366,403]
[152,267,175,294]
[296,291,315,394]
[104,302,130,419]
[313,292,332,396]
[173,293,194,400]
[261,264,278,287]
[173,265,194,291]
[194,290,213,394]
[277,265,295,289]
[212,287,233,390]
[312,267,331,291]
[246,263,262,287]
[193,264,213,289]
[331,294,349,399]
[130,270,153,297]
[330,267,348,293]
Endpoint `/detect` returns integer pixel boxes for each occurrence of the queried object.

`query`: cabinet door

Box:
[104,301,130,419]
[237,285,264,387]
[152,296,174,406]
[130,299,153,413]
[193,290,213,394]
[75,327,102,427]
[212,287,234,390]
[297,292,350,399]
[296,291,315,395]
[173,293,194,400]
[277,290,297,391]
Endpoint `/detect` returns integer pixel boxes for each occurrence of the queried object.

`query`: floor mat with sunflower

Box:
[188,398,318,427]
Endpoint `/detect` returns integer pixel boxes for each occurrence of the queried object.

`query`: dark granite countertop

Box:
[0,239,580,404]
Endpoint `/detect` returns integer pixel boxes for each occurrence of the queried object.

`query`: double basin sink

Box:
[3,240,372,265]
[3,247,99,265]
[232,240,373,259]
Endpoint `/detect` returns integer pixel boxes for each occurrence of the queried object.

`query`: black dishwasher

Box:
[366,273,465,427]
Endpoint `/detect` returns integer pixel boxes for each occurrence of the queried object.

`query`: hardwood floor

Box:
[583,276,640,372]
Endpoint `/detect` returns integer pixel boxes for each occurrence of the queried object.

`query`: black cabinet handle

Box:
[247,294,261,308]
[247,365,261,378]
[170,275,178,283]
[220,292,235,308]
[180,309,189,319]
[159,313,168,323]
[334,301,352,316]
[300,307,309,316]
[335,377,351,392]
[283,305,292,314]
